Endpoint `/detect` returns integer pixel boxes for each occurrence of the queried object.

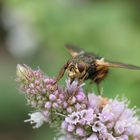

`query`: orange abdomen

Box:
[93,67,109,84]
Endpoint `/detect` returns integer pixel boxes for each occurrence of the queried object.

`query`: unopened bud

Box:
[16,64,29,82]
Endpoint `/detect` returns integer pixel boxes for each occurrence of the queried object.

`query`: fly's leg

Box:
[55,62,69,84]
[67,73,89,102]
[67,73,88,105]
[77,73,89,87]
[51,62,69,91]
[85,80,94,93]
[89,77,103,95]
[96,83,103,95]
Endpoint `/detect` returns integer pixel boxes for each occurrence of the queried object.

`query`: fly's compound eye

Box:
[77,62,85,73]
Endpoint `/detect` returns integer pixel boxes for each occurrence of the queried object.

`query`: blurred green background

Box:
[0,0,140,140]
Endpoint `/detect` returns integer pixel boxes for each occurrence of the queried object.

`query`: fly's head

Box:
[66,60,87,83]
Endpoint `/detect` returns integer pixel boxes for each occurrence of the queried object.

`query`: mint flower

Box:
[24,112,47,128]
[16,64,140,140]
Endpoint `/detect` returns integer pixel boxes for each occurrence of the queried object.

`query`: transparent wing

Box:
[65,44,84,57]
[96,58,140,70]
[107,60,140,70]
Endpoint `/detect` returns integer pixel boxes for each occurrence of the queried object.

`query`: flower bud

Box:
[71,96,76,104]
[76,94,85,102]
[45,102,51,109]
[76,127,85,137]
[61,121,68,129]
[49,94,56,101]
[67,107,73,113]
[63,101,68,108]
[16,64,29,82]
[67,124,75,132]
[52,102,59,109]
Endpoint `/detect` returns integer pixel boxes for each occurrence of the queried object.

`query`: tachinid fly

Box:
[55,45,140,94]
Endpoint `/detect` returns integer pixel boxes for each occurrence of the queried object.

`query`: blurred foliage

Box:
[0,0,140,140]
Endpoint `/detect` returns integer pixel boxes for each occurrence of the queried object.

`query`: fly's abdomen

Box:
[93,68,109,84]
[86,66,96,80]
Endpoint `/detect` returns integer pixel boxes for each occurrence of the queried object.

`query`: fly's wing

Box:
[107,61,140,70]
[65,44,85,58]
[96,58,140,70]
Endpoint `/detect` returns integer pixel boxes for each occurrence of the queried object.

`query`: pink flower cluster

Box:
[16,64,140,140]
[61,94,140,140]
